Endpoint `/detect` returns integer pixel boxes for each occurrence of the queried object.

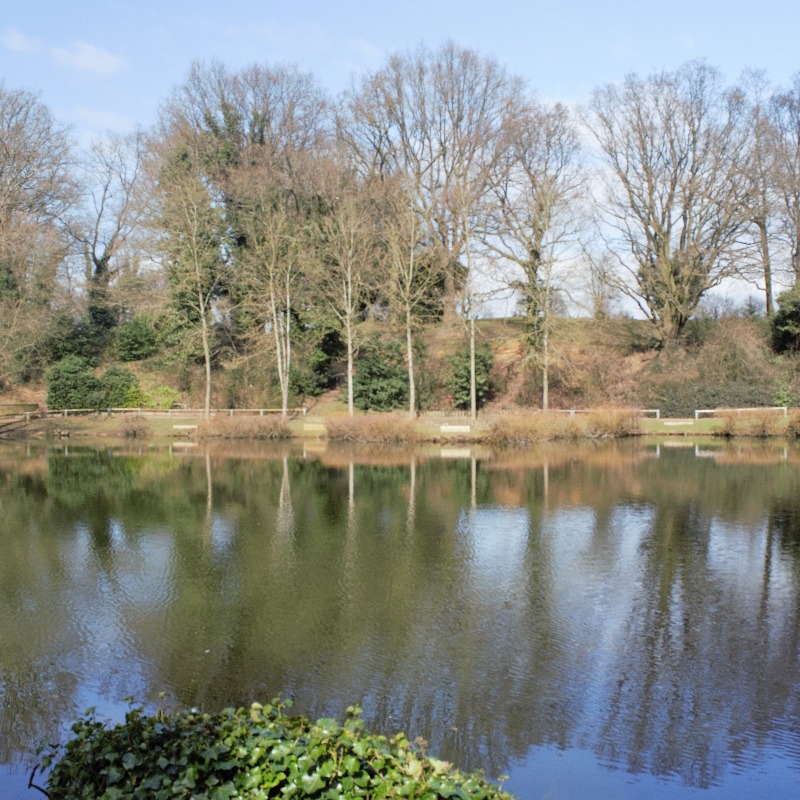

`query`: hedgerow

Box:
[39,700,514,800]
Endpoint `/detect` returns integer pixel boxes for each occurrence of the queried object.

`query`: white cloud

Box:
[346,37,383,65]
[52,40,126,75]
[68,107,135,143]
[1,26,40,54]
[2,26,126,76]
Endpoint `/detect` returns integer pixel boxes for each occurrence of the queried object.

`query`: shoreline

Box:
[5,407,800,443]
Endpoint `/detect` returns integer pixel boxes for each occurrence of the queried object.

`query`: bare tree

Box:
[342,41,524,317]
[737,70,778,315]
[68,130,148,333]
[159,60,331,406]
[768,74,800,284]
[585,61,752,343]
[381,178,439,418]
[234,172,304,417]
[0,83,75,385]
[484,101,583,408]
[149,129,227,417]
[160,60,330,221]
[310,171,379,415]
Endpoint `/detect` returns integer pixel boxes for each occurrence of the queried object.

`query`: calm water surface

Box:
[1,438,800,799]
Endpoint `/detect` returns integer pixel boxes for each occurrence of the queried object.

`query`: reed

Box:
[583,408,641,438]
[484,413,569,445]
[716,411,784,438]
[485,409,640,445]
[326,414,419,443]
[197,416,291,439]
[787,410,800,439]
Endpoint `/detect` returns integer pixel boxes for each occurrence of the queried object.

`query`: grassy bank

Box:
[19,406,800,443]
[4,315,800,429]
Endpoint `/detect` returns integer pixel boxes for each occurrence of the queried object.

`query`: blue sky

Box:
[2,0,800,145]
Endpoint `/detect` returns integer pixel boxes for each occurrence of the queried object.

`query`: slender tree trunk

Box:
[406,305,416,419]
[469,313,477,421]
[542,327,549,412]
[282,277,292,417]
[269,276,291,419]
[346,315,354,416]
[756,218,773,315]
[198,287,212,419]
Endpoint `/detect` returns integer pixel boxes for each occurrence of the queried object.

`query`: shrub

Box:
[291,329,343,398]
[46,356,103,410]
[485,412,580,445]
[40,701,514,800]
[197,416,291,439]
[144,385,180,410]
[584,408,641,438]
[327,414,419,443]
[116,317,159,361]
[715,410,784,438]
[648,378,776,419]
[772,286,800,353]
[484,409,639,445]
[99,366,143,408]
[353,339,408,411]
[447,343,494,410]
[119,415,149,439]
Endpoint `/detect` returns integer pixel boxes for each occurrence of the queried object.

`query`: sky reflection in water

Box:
[1,439,799,799]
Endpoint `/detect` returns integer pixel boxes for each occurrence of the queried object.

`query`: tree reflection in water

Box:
[1,439,800,798]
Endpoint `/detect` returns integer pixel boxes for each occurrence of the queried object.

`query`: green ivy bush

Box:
[40,700,514,800]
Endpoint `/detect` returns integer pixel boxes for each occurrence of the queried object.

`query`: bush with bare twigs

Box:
[485,413,577,445]
[197,416,291,439]
[326,414,419,443]
[485,409,639,446]
[716,411,784,438]
[787,411,800,439]
[119,415,149,439]
[583,408,641,438]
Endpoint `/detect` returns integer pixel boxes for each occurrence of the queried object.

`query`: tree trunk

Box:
[346,317,354,416]
[756,217,773,315]
[542,327,549,412]
[406,305,416,419]
[199,294,212,420]
[469,314,477,421]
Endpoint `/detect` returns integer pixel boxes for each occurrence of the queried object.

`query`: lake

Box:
[1,437,800,799]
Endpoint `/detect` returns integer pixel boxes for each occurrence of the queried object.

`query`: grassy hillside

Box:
[3,315,799,419]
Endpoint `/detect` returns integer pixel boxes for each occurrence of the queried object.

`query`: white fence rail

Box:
[695,406,788,419]
[43,406,308,418]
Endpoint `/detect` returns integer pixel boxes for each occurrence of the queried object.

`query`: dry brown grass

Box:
[715,410,789,438]
[485,413,578,445]
[326,414,420,443]
[583,408,642,438]
[484,408,640,445]
[197,416,291,440]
